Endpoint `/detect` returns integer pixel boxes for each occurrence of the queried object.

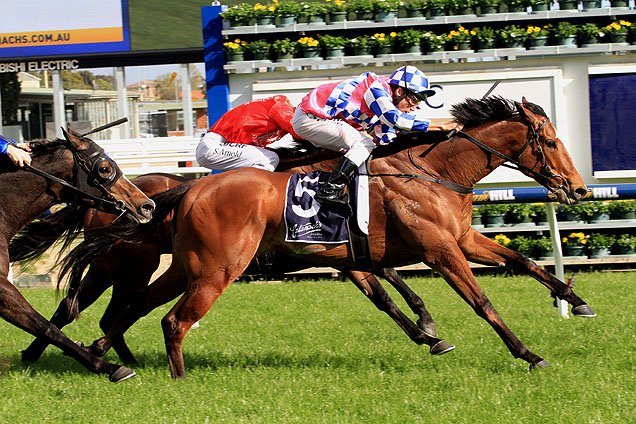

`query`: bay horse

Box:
[15,173,442,364]
[68,97,594,378]
[0,126,155,382]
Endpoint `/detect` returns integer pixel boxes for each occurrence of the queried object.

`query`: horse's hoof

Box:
[572,304,596,318]
[430,340,455,355]
[21,349,40,364]
[109,366,136,383]
[530,359,550,370]
[417,319,438,338]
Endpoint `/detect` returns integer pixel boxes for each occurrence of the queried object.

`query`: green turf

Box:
[0,272,634,423]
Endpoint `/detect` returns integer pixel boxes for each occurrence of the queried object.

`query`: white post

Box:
[546,203,569,318]
[115,66,130,139]
[181,64,193,136]
[52,70,66,138]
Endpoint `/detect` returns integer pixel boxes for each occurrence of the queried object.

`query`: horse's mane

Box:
[27,138,67,155]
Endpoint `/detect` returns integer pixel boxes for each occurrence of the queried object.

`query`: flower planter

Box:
[589,212,610,223]
[483,213,505,227]
[428,7,446,19]
[275,53,295,61]
[556,36,577,48]
[403,44,422,54]
[558,0,578,10]
[328,11,347,23]
[351,46,372,56]
[479,5,498,15]
[581,0,601,9]
[507,216,535,227]
[455,41,472,51]
[608,33,629,44]
[406,9,426,18]
[454,7,475,15]
[471,215,484,228]
[228,19,250,28]
[609,0,629,7]
[615,246,636,255]
[527,36,549,49]
[504,4,526,13]
[476,39,496,51]
[503,40,525,49]
[355,11,374,21]
[374,45,393,56]
[324,47,345,58]
[579,36,600,46]
[251,52,269,61]
[558,211,582,222]
[256,15,276,26]
[563,245,586,257]
[614,211,636,220]
[537,250,555,261]
[531,3,549,11]
[375,10,398,22]
[226,51,244,62]
[589,247,611,258]
[277,15,298,27]
[308,14,327,25]
[301,48,321,58]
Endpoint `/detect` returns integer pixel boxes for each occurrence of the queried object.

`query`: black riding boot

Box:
[315,157,358,208]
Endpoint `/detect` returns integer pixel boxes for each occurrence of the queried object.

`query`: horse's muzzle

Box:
[136,200,155,223]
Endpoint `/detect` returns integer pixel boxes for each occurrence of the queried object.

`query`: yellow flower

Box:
[494,234,511,246]
[390,32,397,37]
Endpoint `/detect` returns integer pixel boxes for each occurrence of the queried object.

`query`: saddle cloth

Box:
[284,165,369,243]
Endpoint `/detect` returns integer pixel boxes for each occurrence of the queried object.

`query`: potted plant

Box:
[471,206,484,228]
[275,0,302,26]
[271,37,299,60]
[526,25,550,49]
[220,3,254,27]
[403,0,428,18]
[526,0,549,12]
[319,34,348,57]
[448,0,477,15]
[505,203,535,226]
[471,26,496,50]
[561,232,588,257]
[370,32,397,55]
[223,39,247,62]
[530,203,548,225]
[557,0,578,10]
[253,2,277,26]
[557,203,585,223]
[446,26,473,51]
[373,0,401,21]
[532,236,554,259]
[501,0,527,13]
[603,20,632,44]
[608,200,636,220]
[396,28,423,53]
[584,201,611,223]
[300,1,330,24]
[552,22,578,47]
[580,0,601,10]
[609,0,629,7]
[509,235,535,256]
[586,233,616,258]
[421,31,447,52]
[477,0,502,15]
[496,25,528,48]
[577,23,604,46]
[479,203,510,227]
[297,36,321,58]
[345,35,372,55]
[326,0,348,22]
[347,0,375,20]
[427,0,449,18]
[244,39,272,61]
[615,234,636,255]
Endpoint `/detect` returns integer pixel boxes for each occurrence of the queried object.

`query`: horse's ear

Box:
[63,125,89,150]
[515,100,540,125]
[521,96,529,105]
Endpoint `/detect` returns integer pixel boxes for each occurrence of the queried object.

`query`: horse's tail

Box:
[9,205,87,267]
[57,178,199,317]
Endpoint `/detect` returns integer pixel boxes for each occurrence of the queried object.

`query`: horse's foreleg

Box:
[89,261,188,358]
[343,270,453,355]
[0,275,133,382]
[460,229,595,316]
[22,265,113,363]
[379,268,438,337]
[428,244,547,368]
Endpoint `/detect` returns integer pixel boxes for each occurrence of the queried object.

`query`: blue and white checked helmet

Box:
[388,65,436,100]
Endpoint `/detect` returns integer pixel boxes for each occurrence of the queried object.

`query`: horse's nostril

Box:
[140,201,155,217]
[575,187,588,198]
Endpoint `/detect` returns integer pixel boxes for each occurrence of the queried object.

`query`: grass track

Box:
[0,272,634,423]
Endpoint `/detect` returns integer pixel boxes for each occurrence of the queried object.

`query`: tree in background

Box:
[0,72,21,126]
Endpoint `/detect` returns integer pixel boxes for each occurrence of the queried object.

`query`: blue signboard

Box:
[473,184,636,204]
[589,73,636,172]
[201,6,230,127]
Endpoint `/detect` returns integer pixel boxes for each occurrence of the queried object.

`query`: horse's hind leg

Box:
[379,268,438,337]
[22,265,113,363]
[460,229,595,317]
[344,270,452,355]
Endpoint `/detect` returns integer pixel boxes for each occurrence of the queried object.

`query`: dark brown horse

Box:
[16,173,442,365]
[0,127,155,382]
[67,97,594,378]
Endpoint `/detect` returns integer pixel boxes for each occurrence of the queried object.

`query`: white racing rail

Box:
[99,137,209,177]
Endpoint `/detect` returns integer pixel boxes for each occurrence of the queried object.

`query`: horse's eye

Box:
[545,140,557,150]
[98,164,111,175]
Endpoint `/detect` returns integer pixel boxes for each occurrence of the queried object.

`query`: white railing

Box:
[99,136,209,177]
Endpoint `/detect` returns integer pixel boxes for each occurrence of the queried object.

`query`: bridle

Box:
[24,139,128,215]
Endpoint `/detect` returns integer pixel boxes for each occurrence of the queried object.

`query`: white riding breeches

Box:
[195,132,280,172]
[292,108,376,167]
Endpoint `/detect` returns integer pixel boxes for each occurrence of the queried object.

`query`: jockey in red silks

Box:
[196,95,302,172]
[0,134,31,167]
[292,65,463,208]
